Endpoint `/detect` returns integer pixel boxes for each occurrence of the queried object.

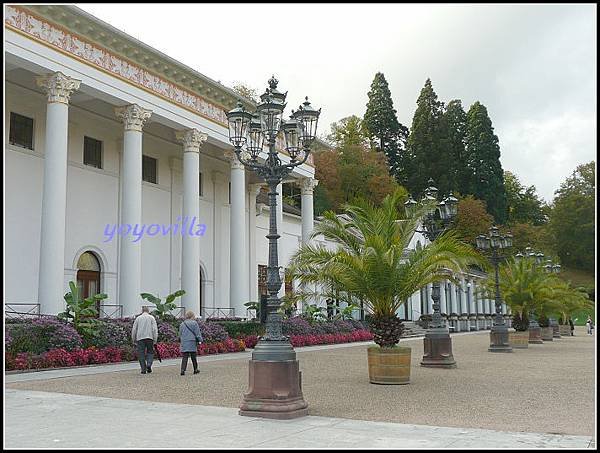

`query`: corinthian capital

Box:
[299,178,319,195]
[224,149,245,170]
[114,104,152,132]
[36,72,81,104]
[175,129,208,153]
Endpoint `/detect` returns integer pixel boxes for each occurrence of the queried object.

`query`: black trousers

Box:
[181,352,198,372]
[136,339,154,372]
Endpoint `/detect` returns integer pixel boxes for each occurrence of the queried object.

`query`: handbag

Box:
[184,320,202,344]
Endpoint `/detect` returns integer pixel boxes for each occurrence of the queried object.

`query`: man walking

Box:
[132,306,158,374]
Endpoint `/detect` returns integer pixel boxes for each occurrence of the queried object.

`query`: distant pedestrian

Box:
[179,311,203,376]
[131,306,158,374]
[586,317,594,335]
[568,318,574,336]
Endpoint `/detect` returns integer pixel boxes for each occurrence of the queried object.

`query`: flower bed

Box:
[5,316,373,371]
[5,339,247,371]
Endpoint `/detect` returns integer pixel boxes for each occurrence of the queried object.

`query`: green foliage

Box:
[504,171,549,226]
[549,161,595,272]
[213,321,265,339]
[334,303,360,321]
[288,189,484,346]
[452,195,494,245]
[363,72,408,182]
[57,281,107,338]
[313,144,404,215]
[303,304,327,324]
[231,82,259,103]
[464,101,507,224]
[140,289,185,321]
[445,100,468,195]
[404,78,450,196]
[328,115,370,149]
[243,301,260,320]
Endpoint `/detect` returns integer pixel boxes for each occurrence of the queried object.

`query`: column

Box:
[248,184,263,307]
[426,284,433,314]
[299,178,318,312]
[226,150,248,318]
[36,72,81,315]
[276,182,285,298]
[115,104,152,316]
[168,157,183,294]
[176,129,207,316]
[440,280,447,315]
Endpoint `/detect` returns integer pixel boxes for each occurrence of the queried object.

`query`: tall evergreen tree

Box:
[464,101,507,224]
[443,99,468,195]
[404,78,452,197]
[363,72,408,183]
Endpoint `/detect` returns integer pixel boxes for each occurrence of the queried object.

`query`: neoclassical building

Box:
[4,5,507,329]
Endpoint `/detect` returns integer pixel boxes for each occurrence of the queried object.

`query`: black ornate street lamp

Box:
[226,76,320,419]
[476,226,513,352]
[515,247,543,344]
[407,178,459,368]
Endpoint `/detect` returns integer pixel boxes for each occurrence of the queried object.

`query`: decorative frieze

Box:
[114,104,152,132]
[35,71,80,104]
[5,5,315,167]
[5,6,227,125]
[175,129,208,153]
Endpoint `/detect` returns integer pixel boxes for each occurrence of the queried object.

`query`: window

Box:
[228,182,231,204]
[83,136,102,169]
[258,265,268,296]
[9,112,34,150]
[199,172,203,197]
[142,155,157,184]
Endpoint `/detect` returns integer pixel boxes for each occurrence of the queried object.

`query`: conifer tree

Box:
[363,72,407,182]
[444,99,468,195]
[404,78,451,197]
[464,102,507,223]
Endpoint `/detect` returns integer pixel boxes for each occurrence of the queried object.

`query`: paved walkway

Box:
[5,331,596,449]
[4,389,593,449]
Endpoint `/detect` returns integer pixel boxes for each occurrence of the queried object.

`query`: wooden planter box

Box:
[541,327,554,341]
[529,326,544,344]
[559,324,572,336]
[509,330,529,348]
[368,346,411,385]
[551,324,561,338]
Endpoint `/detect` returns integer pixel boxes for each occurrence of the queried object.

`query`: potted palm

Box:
[478,257,548,349]
[288,190,482,385]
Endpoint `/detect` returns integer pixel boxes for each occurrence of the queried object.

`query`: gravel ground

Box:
[7,327,595,436]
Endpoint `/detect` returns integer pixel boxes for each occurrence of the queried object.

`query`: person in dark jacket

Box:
[179,311,203,375]
[569,318,575,336]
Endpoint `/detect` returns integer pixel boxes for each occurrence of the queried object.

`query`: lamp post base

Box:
[239,351,309,419]
[420,327,457,368]
[489,326,513,352]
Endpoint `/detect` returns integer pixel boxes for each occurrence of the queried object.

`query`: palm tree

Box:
[476,256,552,331]
[288,189,484,348]
[542,277,592,325]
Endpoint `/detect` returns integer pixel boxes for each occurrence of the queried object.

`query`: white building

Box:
[4,5,507,329]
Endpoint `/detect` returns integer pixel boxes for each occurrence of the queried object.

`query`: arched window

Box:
[76,252,101,317]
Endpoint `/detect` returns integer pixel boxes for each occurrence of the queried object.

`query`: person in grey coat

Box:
[179,311,203,375]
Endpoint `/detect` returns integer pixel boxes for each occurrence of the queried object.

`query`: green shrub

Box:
[213,321,265,339]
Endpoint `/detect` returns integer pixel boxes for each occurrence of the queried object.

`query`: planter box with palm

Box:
[477,257,549,348]
[288,190,482,384]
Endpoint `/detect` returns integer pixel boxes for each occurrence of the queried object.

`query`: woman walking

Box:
[179,311,203,375]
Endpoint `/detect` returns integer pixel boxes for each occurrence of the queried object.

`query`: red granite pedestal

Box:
[239,359,309,419]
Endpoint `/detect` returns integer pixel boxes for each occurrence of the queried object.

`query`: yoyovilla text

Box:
[103,217,207,242]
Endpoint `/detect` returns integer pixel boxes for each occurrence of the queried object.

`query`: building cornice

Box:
[19,5,252,114]
[5,5,315,167]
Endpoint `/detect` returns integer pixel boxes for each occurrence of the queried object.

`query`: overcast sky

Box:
[78,3,596,202]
